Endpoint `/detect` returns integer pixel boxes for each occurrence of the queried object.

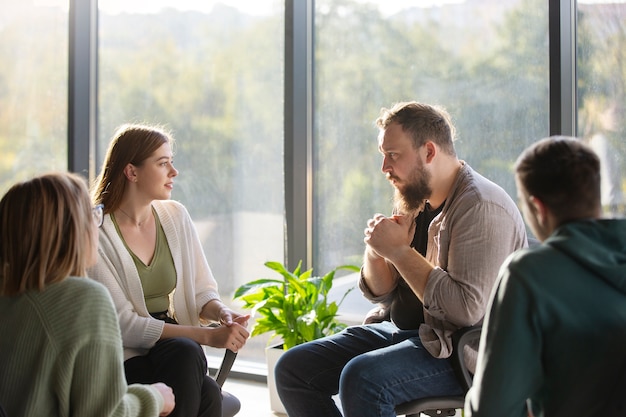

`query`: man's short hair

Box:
[515,136,601,222]
[376,101,457,156]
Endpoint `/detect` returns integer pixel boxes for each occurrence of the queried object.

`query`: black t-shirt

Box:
[389,202,444,330]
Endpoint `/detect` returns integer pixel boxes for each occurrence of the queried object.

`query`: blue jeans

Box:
[274,321,463,417]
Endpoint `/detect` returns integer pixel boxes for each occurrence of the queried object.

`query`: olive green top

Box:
[112,210,176,313]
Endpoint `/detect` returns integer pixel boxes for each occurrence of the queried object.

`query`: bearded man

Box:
[275,101,528,417]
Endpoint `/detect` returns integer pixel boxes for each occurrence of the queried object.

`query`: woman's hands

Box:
[206,321,250,352]
[220,308,251,352]
[159,300,251,352]
[214,306,250,352]
[151,382,175,416]
[161,321,250,352]
[197,300,251,352]
[218,305,250,328]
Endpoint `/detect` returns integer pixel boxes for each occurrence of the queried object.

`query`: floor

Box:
[222,377,285,417]
[221,377,460,417]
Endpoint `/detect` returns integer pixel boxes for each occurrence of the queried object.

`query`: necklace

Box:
[117,207,151,227]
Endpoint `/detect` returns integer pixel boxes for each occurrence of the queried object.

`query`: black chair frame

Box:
[211,348,241,417]
[214,348,237,388]
[206,321,240,417]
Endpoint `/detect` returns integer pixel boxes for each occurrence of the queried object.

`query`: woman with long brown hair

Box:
[89,124,249,417]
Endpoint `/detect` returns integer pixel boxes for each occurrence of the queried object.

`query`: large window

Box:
[313,0,550,322]
[1,0,620,373]
[0,1,68,192]
[98,0,285,364]
[577,1,626,217]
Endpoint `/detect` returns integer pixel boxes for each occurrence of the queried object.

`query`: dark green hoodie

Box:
[466,219,626,417]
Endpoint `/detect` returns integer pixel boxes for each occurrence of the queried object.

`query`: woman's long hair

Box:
[0,172,95,296]
[92,124,173,214]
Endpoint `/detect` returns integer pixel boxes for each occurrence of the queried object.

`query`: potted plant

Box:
[233,260,360,414]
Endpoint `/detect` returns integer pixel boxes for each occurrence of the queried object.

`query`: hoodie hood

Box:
[546,219,626,295]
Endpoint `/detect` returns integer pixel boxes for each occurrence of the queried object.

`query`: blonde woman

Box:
[0,172,175,416]
[89,124,249,417]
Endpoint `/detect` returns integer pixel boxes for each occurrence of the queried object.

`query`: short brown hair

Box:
[376,101,457,156]
[0,172,95,296]
[515,136,601,222]
[92,123,173,213]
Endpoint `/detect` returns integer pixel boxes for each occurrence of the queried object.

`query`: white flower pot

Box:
[265,343,287,415]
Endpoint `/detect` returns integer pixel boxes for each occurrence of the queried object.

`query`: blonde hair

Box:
[92,123,174,213]
[0,172,95,296]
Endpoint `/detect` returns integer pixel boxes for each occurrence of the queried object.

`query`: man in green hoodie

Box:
[465,136,626,417]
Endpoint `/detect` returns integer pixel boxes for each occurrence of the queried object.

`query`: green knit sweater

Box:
[0,277,164,416]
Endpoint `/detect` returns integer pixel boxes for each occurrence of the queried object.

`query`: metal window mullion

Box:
[68,0,97,180]
[284,0,314,271]
[549,0,577,136]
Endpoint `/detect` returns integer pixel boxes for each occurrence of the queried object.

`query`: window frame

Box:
[65,0,582,378]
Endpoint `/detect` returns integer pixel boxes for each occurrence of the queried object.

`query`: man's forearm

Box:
[386,246,433,302]
[362,247,397,296]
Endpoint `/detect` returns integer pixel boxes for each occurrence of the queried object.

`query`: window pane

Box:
[98,1,284,365]
[577,1,626,217]
[0,1,68,194]
[314,0,550,321]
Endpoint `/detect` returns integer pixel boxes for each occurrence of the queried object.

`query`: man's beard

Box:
[391,164,432,214]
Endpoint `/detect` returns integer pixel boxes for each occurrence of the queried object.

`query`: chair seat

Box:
[222,391,241,417]
[395,396,464,416]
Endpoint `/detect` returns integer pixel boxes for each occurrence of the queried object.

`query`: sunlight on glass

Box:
[577,1,626,218]
[98,0,280,15]
[0,0,68,194]
[313,0,549,283]
[97,0,284,364]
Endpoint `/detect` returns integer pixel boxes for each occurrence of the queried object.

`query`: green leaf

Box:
[233,278,284,298]
[233,260,360,349]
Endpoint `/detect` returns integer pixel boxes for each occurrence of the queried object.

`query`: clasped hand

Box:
[213,311,250,352]
[363,213,413,261]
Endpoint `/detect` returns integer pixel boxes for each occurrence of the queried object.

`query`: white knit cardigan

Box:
[88,199,221,360]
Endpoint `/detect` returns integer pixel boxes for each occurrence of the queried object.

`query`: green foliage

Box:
[3,0,626,272]
[234,260,360,350]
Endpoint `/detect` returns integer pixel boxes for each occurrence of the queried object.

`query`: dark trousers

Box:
[124,337,222,417]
